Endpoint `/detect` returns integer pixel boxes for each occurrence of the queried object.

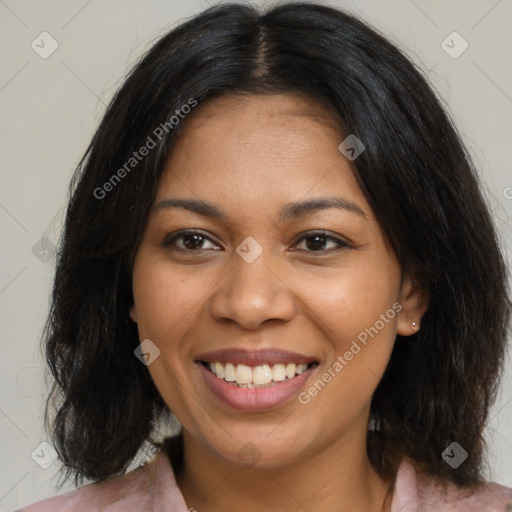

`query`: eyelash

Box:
[161,229,353,254]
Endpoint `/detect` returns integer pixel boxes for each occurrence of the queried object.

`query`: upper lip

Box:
[195,348,317,366]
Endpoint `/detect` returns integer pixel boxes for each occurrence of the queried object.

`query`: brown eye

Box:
[305,234,329,251]
[181,234,207,250]
[162,230,221,252]
[293,231,352,252]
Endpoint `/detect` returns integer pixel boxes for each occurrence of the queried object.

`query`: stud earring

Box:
[411,321,418,330]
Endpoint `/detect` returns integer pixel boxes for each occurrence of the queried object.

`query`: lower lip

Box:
[197,362,316,412]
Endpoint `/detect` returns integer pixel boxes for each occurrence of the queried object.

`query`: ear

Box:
[396,274,429,336]
[129,305,138,323]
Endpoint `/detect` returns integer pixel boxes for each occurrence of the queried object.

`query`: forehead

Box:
[180,92,343,130]
[155,93,370,220]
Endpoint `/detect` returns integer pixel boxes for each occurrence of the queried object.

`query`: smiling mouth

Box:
[199,361,319,388]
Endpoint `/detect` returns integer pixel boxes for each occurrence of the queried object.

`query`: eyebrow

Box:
[153,196,368,221]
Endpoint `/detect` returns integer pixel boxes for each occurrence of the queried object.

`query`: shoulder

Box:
[393,458,512,512]
[16,450,187,512]
[17,463,153,512]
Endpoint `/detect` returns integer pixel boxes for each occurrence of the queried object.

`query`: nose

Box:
[209,245,296,330]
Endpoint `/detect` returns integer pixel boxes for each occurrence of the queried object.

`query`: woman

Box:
[17,2,512,511]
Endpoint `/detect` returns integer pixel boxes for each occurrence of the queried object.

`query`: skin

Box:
[129,93,428,512]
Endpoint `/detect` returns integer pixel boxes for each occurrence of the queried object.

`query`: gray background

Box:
[1,0,511,509]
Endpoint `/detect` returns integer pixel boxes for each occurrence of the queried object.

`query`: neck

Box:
[175,419,394,512]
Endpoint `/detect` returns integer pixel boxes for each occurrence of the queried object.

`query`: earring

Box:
[411,321,418,331]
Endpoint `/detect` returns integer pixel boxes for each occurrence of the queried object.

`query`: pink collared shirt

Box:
[16,451,512,511]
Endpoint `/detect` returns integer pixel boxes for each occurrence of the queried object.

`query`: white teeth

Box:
[214,362,225,379]
[252,364,272,385]
[235,364,253,384]
[296,364,307,375]
[224,363,236,382]
[205,361,313,386]
[271,364,286,381]
[285,363,296,379]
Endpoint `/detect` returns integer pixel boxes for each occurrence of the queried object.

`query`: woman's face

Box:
[130,93,425,469]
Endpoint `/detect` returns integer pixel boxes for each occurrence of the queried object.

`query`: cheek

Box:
[311,267,397,325]
[132,258,207,340]
[300,261,400,367]
[131,258,205,423]
[295,272,399,427]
